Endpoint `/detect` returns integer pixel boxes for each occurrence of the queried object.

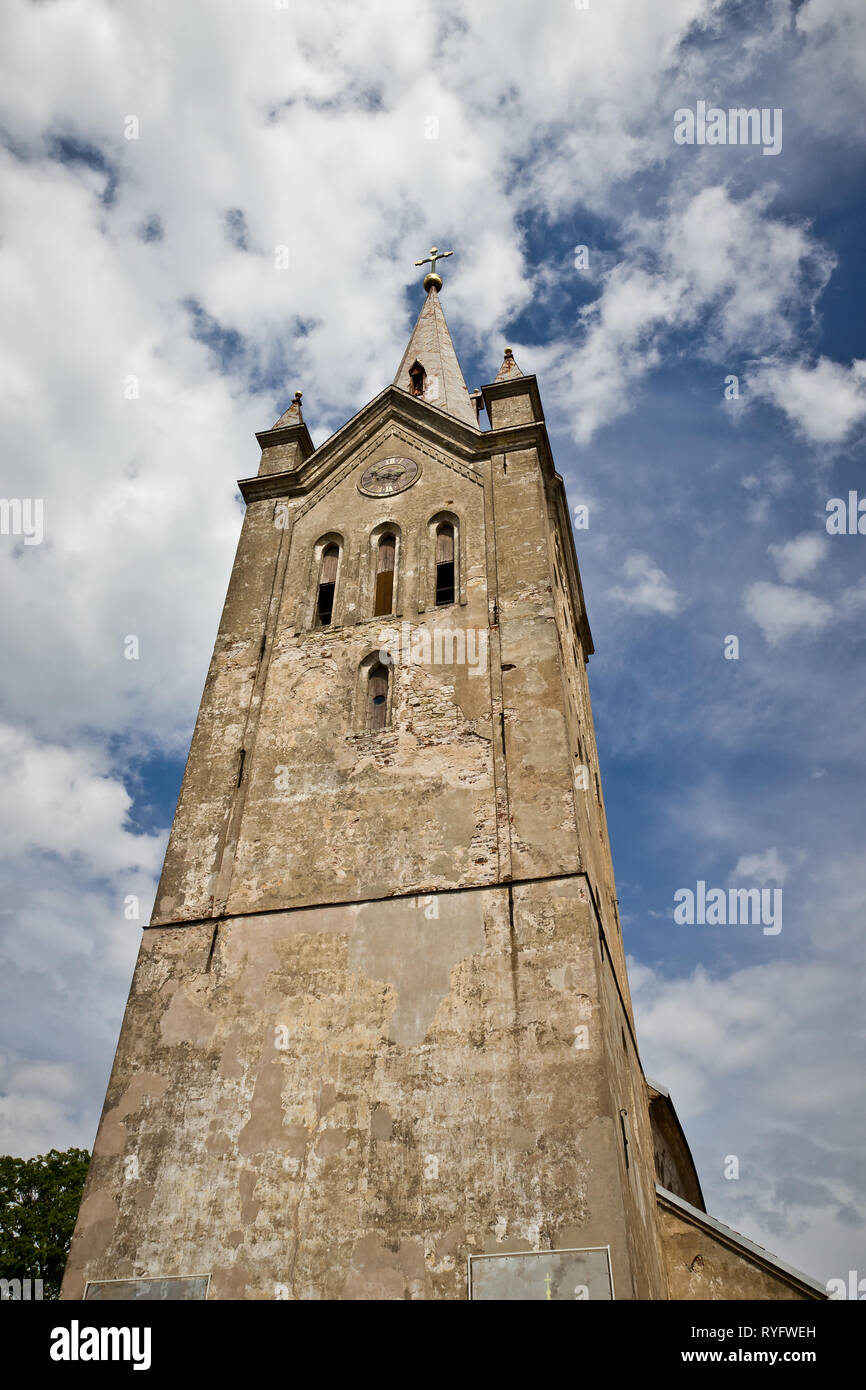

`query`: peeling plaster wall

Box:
[64,381,675,1301]
[152,409,613,925]
[227,446,497,911]
[62,880,665,1301]
[545,505,632,1010]
[489,445,583,882]
[152,498,285,925]
[657,1200,822,1300]
[596,945,667,1298]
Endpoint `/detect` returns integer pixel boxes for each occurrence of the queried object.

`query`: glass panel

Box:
[85,1276,210,1301]
[469,1250,613,1301]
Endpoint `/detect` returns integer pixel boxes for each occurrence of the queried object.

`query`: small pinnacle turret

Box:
[494,346,524,381]
[272,390,304,429]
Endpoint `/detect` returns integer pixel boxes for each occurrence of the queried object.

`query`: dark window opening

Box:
[374,534,396,617]
[619,1110,630,1169]
[409,361,426,397]
[368,663,389,732]
[317,583,335,625]
[435,562,454,606]
[316,544,339,626]
[435,522,455,606]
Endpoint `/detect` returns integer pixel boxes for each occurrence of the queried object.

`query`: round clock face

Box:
[358,456,420,497]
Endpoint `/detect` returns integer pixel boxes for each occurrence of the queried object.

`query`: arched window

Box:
[408,360,426,397]
[315,544,339,626]
[373,533,396,617]
[368,662,390,732]
[435,522,455,606]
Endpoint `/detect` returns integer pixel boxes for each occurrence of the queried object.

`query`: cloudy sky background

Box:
[1,0,864,1287]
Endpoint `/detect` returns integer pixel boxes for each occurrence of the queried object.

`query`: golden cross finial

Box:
[414,245,453,291]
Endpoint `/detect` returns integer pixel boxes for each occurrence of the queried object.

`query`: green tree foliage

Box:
[0,1148,90,1299]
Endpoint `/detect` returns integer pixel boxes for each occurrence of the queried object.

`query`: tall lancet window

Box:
[316,544,339,627]
[408,360,426,397]
[368,662,390,732]
[374,534,396,617]
[435,522,455,606]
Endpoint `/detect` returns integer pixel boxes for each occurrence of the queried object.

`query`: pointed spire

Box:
[272,390,304,429]
[393,289,478,430]
[256,389,313,477]
[494,347,524,382]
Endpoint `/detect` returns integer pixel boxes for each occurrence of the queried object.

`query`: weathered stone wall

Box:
[658,1197,823,1300]
[152,496,287,926]
[152,405,601,924]
[596,945,668,1298]
[489,445,583,883]
[62,879,665,1300]
[226,435,497,912]
[64,376,673,1301]
[543,480,633,1013]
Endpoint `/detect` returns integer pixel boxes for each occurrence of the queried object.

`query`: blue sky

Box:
[0,0,864,1288]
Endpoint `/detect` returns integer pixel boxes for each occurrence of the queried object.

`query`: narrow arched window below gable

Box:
[368,662,390,732]
[316,544,339,627]
[409,360,426,397]
[374,533,396,617]
[435,522,455,606]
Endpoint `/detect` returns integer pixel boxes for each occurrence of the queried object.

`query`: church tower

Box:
[61,254,824,1302]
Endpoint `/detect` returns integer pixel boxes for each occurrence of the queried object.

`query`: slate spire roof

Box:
[393,287,479,430]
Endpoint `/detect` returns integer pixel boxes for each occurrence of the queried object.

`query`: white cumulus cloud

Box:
[743,581,832,646]
[768,532,828,584]
[610,552,682,615]
[749,357,866,445]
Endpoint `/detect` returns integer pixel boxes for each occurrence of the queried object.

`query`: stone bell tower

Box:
[61,253,824,1302]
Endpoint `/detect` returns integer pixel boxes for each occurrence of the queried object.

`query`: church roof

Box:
[656,1186,827,1298]
[393,287,479,430]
